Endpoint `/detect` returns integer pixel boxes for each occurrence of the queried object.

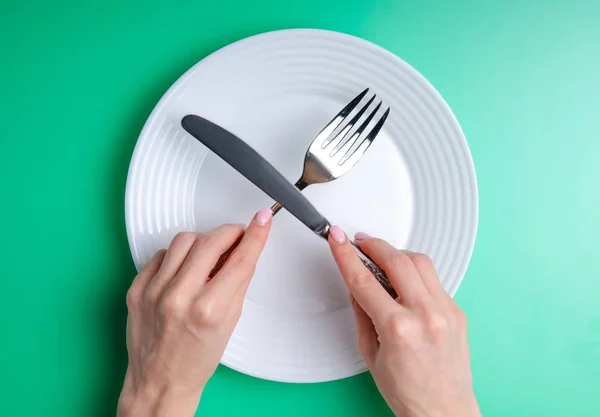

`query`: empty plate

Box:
[125,29,478,383]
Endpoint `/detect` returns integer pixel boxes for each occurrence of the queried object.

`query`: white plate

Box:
[125,29,478,383]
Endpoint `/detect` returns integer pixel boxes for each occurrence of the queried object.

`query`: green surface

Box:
[1,0,599,416]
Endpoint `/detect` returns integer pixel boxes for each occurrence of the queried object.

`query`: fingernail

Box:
[236,223,247,230]
[255,208,272,226]
[354,232,371,241]
[329,225,346,243]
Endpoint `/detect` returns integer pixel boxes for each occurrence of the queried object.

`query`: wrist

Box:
[118,379,203,417]
[391,395,481,417]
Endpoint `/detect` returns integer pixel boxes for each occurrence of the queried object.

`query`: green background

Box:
[1,0,599,416]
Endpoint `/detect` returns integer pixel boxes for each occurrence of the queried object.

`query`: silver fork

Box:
[269,89,396,298]
[271,88,390,215]
[210,89,396,297]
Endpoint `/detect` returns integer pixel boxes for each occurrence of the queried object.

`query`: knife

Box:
[181,114,397,298]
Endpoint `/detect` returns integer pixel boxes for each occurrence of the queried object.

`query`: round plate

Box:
[125,29,478,383]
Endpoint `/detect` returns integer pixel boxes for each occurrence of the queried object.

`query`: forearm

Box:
[118,397,199,417]
[117,377,201,417]
[391,395,481,417]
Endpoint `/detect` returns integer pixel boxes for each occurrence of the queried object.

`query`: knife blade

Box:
[181,114,331,237]
[181,114,397,298]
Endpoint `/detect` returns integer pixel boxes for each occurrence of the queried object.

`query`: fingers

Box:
[165,224,246,299]
[350,295,378,366]
[328,226,397,323]
[207,208,272,300]
[354,237,432,309]
[403,250,452,306]
[126,249,166,312]
[144,232,199,303]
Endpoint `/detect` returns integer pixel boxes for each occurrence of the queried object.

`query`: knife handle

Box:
[351,241,398,299]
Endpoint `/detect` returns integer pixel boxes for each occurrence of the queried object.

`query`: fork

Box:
[210,89,395,298]
[268,89,396,298]
[270,88,389,215]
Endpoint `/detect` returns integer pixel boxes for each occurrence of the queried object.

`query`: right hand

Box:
[327,226,480,417]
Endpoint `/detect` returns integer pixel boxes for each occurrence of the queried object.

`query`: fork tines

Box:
[315,88,390,166]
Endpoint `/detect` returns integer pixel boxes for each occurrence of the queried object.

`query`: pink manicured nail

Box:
[255,208,272,226]
[354,232,371,241]
[329,225,346,243]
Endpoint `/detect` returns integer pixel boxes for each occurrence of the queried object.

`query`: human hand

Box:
[117,208,272,417]
[328,227,480,417]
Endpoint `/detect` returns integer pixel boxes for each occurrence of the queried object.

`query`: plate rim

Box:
[124,28,479,383]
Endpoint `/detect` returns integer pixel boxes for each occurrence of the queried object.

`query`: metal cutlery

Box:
[181,111,397,298]
[270,88,389,215]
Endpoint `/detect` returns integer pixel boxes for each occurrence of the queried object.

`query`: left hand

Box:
[117,208,272,417]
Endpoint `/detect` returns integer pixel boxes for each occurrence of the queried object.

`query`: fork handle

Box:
[210,174,399,299]
[270,202,284,215]
[209,220,398,299]
[270,179,309,215]
[269,179,397,297]
[208,235,242,278]
[351,241,398,299]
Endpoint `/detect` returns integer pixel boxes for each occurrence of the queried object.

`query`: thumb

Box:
[327,225,395,322]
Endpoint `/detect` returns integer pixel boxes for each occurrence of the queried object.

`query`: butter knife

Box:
[181,114,397,298]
